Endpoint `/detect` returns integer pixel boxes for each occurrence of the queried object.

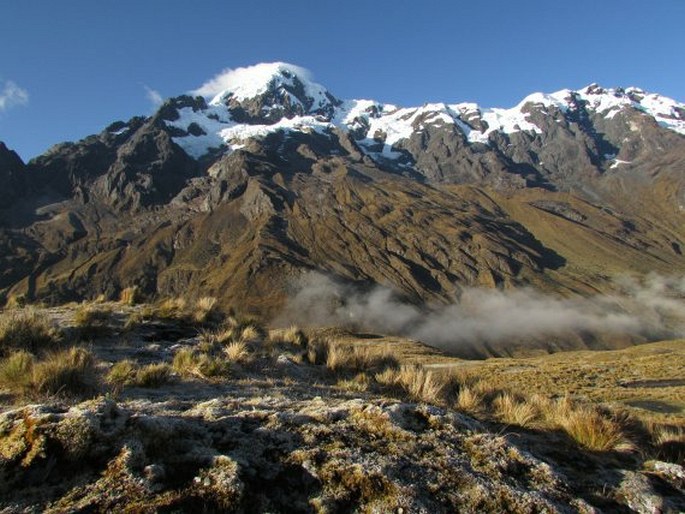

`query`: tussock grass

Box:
[0,347,98,399]
[107,359,174,389]
[308,337,399,374]
[0,308,61,356]
[173,348,228,379]
[455,384,485,415]
[73,304,112,326]
[119,286,142,306]
[650,425,685,463]
[492,392,538,427]
[155,297,188,320]
[200,317,264,348]
[375,364,445,403]
[238,325,261,344]
[5,294,27,309]
[0,351,34,393]
[193,296,220,324]
[73,304,113,339]
[224,341,251,364]
[148,296,223,326]
[106,360,138,389]
[135,363,173,388]
[269,326,308,347]
[32,347,98,398]
[337,373,370,392]
[540,396,632,452]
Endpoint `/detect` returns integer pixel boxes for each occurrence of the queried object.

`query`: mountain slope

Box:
[0,63,683,349]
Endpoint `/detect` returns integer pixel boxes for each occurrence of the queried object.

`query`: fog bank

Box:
[275,272,685,352]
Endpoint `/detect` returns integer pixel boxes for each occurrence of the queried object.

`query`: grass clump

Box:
[173,348,228,379]
[106,360,138,389]
[119,286,142,306]
[375,364,445,403]
[154,297,188,320]
[269,326,308,347]
[32,347,98,398]
[151,296,223,326]
[0,308,61,356]
[492,392,538,427]
[135,363,173,388]
[542,396,631,452]
[0,347,98,399]
[309,337,398,374]
[0,351,34,393]
[106,360,174,389]
[454,384,485,415]
[337,373,370,393]
[650,425,685,463]
[224,341,251,364]
[5,294,27,309]
[193,296,221,324]
[73,304,112,327]
[73,304,113,339]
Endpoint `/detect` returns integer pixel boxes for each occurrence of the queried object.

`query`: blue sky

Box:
[1,0,683,160]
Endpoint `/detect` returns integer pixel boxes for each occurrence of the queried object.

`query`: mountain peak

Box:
[190,62,338,124]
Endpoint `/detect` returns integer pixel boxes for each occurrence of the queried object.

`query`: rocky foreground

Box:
[0,302,684,513]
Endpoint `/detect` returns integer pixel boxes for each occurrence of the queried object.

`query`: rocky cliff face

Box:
[0,63,683,333]
[0,143,27,208]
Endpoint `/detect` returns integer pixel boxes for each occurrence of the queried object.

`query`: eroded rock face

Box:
[0,143,27,208]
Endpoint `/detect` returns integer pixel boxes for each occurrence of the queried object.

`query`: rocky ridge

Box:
[0,63,683,350]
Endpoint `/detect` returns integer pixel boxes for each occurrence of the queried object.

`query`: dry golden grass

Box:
[32,348,98,398]
[239,325,261,344]
[173,348,228,379]
[5,294,27,309]
[454,384,485,415]
[313,338,399,374]
[200,327,234,347]
[108,356,174,390]
[155,297,188,320]
[269,326,308,347]
[443,339,685,425]
[0,347,98,399]
[135,363,173,388]
[538,396,632,452]
[492,392,538,427]
[650,425,685,463]
[337,373,370,392]
[106,359,138,390]
[0,308,61,356]
[119,286,141,306]
[224,341,251,364]
[0,351,34,393]
[375,364,445,403]
[193,296,219,323]
[73,304,112,326]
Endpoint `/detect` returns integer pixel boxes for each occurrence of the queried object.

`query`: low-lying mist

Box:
[275,272,685,355]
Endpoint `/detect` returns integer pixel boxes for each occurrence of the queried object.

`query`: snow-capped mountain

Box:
[1,62,684,317]
[160,62,684,169]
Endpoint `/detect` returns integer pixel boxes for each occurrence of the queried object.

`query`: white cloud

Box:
[190,62,312,100]
[0,80,29,112]
[144,85,163,107]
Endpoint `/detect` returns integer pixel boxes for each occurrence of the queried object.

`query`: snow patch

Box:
[610,159,631,169]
